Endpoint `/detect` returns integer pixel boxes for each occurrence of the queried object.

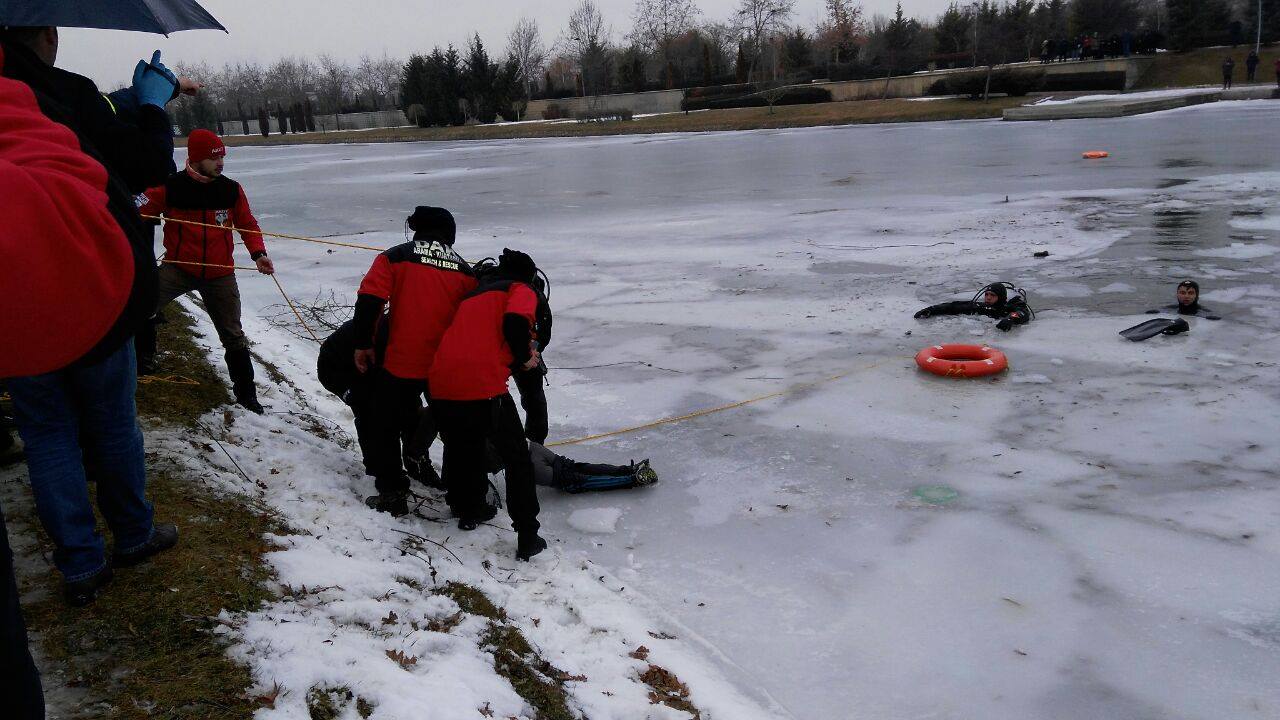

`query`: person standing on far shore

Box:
[1222,57,1235,89]
[1246,50,1259,83]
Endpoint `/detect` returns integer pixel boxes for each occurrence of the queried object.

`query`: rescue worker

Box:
[913,282,1033,331]
[1146,280,1220,318]
[137,130,274,413]
[317,318,442,490]
[429,249,547,561]
[354,207,475,516]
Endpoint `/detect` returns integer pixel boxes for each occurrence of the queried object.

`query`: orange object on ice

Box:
[1082,150,1110,159]
[915,344,1009,379]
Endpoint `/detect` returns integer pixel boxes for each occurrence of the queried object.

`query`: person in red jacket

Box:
[138,129,274,413]
[354,206,477,516]
[429,249,547,561]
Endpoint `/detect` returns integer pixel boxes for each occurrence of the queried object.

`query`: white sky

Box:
[55,0,954,90]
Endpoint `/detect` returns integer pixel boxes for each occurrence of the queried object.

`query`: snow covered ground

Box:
[169,100,1280,719]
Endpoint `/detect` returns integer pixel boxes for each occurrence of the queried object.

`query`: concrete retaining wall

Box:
[520,58,1152,119]
[812,57,1152,101]
[525,89,685,119]
[221,109,410,136]
[1003,90,1220,120]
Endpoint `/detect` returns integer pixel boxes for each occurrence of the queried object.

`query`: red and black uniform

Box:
[429,270,541,536]
[353,238,476,496]
[141,169,266,279]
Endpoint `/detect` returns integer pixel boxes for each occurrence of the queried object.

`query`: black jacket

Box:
[917,297,1032,329]
[317,318,390,401]
[1,40,161,365]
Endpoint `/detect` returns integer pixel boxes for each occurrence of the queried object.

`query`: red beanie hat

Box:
[187,129,225,164]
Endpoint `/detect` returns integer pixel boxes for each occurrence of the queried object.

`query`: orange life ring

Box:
[915,344,1009,378]
[1082,150,1109,159]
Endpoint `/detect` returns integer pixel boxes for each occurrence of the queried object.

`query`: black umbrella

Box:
[0,0,226,35]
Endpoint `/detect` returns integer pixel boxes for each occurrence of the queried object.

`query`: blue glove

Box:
[131,50,177,107]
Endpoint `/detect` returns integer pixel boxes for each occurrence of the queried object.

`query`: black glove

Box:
[996,318,1013,331]
[914,309,931,319]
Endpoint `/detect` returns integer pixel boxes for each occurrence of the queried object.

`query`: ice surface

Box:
[566,507,624,534]
[1193,242,1279,259]
[165,100,1280,719]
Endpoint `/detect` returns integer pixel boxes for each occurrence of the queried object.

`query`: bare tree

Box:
[701,20,742,77]
[315,54,353,127]
[562,0,612,95]
[507,17,548,107]
[266,56,315,106]
[735,0,796,83]
[632,0,702,88]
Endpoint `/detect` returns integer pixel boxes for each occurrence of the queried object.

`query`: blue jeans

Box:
[7,341,153,582]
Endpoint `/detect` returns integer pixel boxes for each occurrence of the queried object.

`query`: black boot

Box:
[135,316,159,375]
[365,493,409,517]
[516,532,547,561]
[454,503,498,531]
[113,523,179,568]
[225,348,264,414]
[64,565,114,607]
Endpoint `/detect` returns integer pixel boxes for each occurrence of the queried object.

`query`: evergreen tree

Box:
[935,3,974,56]
[1167,0,1234,50]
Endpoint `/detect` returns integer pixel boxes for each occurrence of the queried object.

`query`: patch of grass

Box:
[434,582,581,719]
[136,308,231,423]
[1135,45,1280,89]
[436,581,504,620]
[16,306,282,719]
[203,96,1029,149]
[306,686,374,720]
[482,623,579,720]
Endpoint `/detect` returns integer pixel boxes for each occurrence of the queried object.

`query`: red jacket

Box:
[0,57,134,378]
[355,240,477,380]
[429,280,538,401]
[140,167,265,279]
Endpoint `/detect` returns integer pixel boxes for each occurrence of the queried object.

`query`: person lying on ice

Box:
[491,442,658,494]
[913,282,1033,331]
[1145,280,1220,319]
[137,129,273,413]
[428,249,547,561]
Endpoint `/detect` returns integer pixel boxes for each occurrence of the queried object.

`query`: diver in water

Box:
[1146,280,1220,319]
[913,282,1034,331]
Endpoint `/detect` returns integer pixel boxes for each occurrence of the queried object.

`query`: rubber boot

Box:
[225,348,264,414]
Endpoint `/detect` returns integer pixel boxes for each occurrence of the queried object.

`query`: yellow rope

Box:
[138,374,202,387]
[161,258,258,272]
[272,274,320,342]
[141,214,383,252]
[546,358,891,448]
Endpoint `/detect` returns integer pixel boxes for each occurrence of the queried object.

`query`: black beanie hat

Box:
[407,206,456,245]
[1178,279,1199,294]
[984,282,1008,304]
[498,248,537,283]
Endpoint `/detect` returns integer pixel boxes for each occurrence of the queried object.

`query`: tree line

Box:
[167,0,1278,133]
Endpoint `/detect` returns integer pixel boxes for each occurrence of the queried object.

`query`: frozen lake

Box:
[202,101,1280,719]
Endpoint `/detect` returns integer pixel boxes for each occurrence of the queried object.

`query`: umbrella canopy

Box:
[0,0,226,35]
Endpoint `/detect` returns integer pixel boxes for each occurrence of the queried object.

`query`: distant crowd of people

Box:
[1220,50,1280,89]
[1039,30,1163,64]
